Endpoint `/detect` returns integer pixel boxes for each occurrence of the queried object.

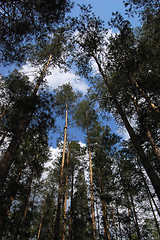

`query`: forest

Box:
[0,0,160,239]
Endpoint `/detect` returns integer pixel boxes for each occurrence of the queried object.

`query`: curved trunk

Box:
[93,53,160,201]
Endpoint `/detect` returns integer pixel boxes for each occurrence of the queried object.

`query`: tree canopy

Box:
[0,0,160,239]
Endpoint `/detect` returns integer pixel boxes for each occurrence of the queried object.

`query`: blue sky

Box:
[72,0,139,28]
[0,1,134,148]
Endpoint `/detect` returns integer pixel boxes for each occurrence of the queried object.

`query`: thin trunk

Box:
[96,201,101,240]
[0,101,11,120]
[50,200,59,238]
[93,53,160,201]
[101,199,110,240]
[37,194,46,240]
[130,194,141,240]
[47,199,55,239]
[100,193,110,240]
[0,54,52,190]
[98,167,110,240]
[147,189,160,237]
[62,150,69,240]
[13,171,33,240]
[54,101,68,240]
[138,162,160,216]
[128,208,132,240]
[69,168,74,240]
[131,95,160,162]
[88,140,97,240]
[111,202,118,240]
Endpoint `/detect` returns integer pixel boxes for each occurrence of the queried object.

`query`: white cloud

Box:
[119,130,130,141]
[45,146,61,169]
[20,63,88,94]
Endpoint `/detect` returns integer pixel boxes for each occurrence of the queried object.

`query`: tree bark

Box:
[69,168,74,240]
[54,101,68,240]
[62,150,69,240]
[134,80,160,115]
[96,201,101,240]
[130,194,141,240]
[36,194,46,240]
[88,140,97,240]
[99,183,110,240]
[147,188,160,237]
[0,54,52,190]
[131,94,160,162]
[93,53,160,201]
[138,162,160,216]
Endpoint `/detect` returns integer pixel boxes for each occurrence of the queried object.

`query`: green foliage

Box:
[54,83,82,117]
[0,0,73,64]
[1,1,160,239]
[72,169,92,239]
[73,99,99,134]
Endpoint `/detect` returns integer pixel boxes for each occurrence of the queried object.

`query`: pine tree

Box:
[72,6,160,200]
[53,83,81,240]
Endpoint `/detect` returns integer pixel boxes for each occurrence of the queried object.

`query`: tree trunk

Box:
[96,201,101,240]
[111,202,118,240]
[62,150,69,240]
[98,166,110,240]
[69,168,74,240]
[54,101,68,240]
[37,194,46,240]
[138,162,160,216]
[100,190,110,240]
[130,194,141,240]
[131,95,160,162]
[88,140,97,240]
[134,79,160,115]
[93,53,160,201]
[13,171,33,240]
[49,200,58,238]
[0,54,52,190]
[128,208,132,240]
